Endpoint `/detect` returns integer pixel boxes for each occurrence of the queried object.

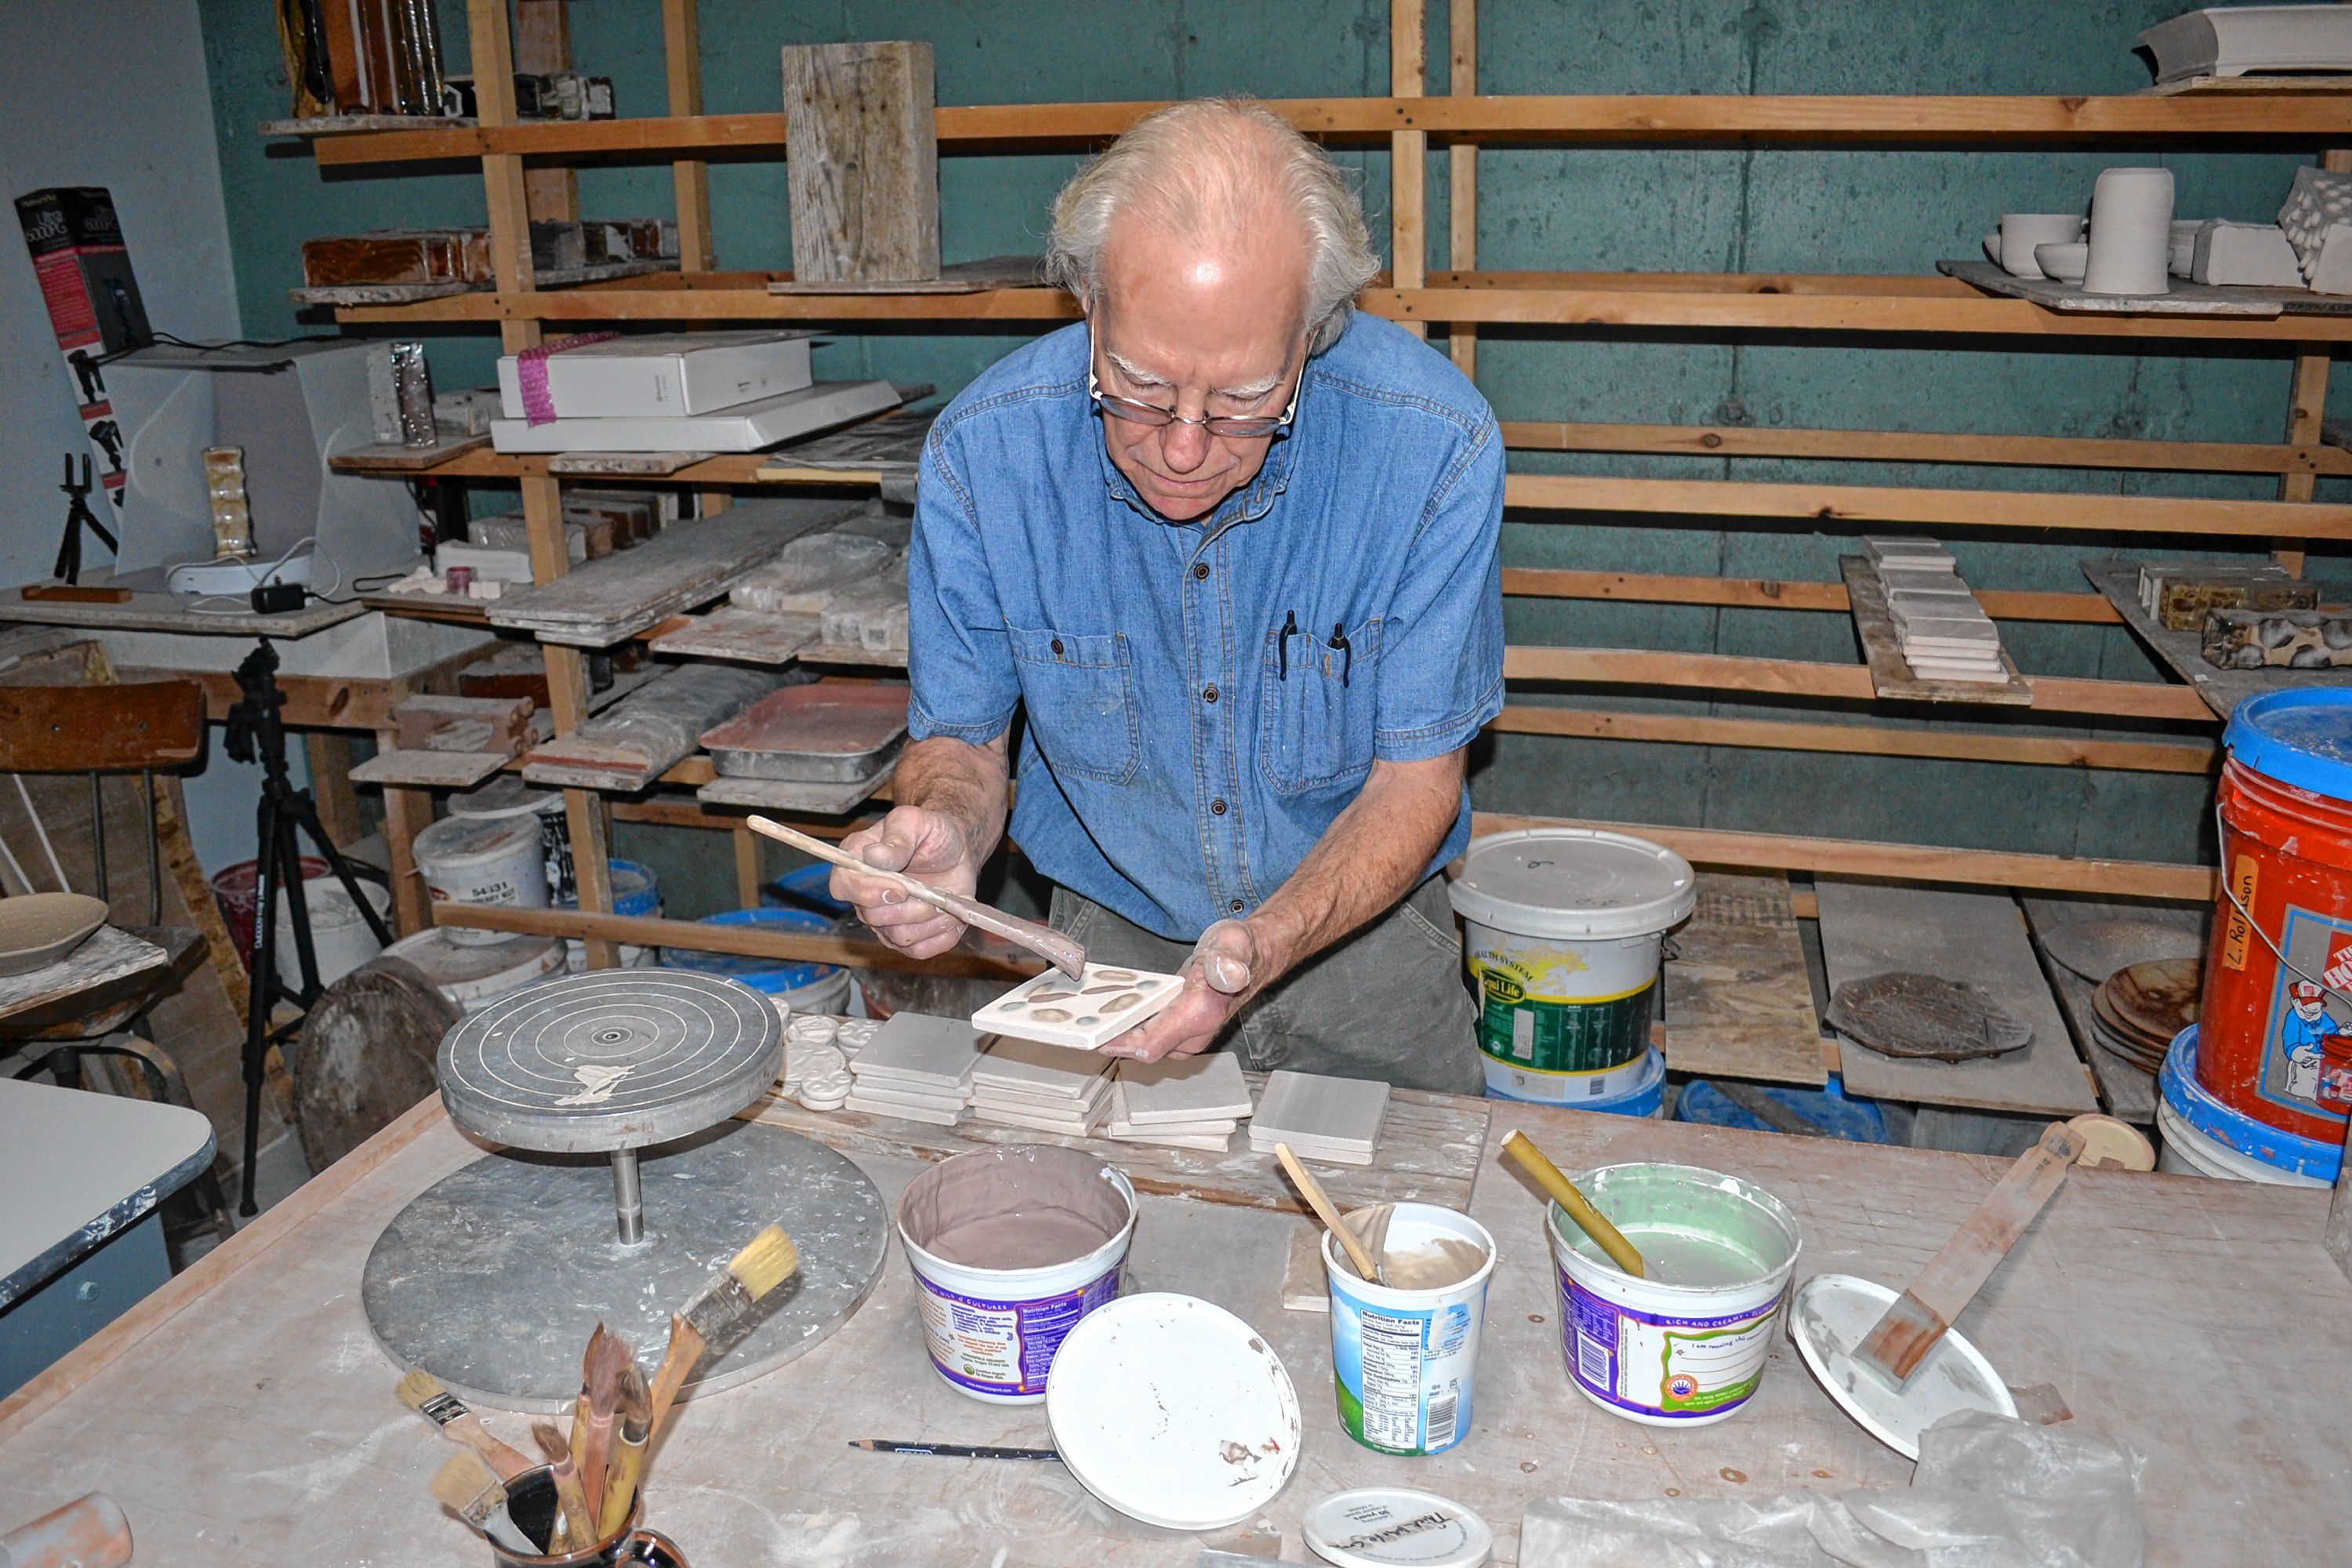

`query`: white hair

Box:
[1046,98,1381,355]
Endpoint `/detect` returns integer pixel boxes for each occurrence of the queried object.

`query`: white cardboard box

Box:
[495,331,817,419]
[490,379,900,454]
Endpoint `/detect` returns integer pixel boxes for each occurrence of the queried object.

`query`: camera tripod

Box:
[230,640,393,1214]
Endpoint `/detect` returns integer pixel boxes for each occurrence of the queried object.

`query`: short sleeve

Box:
[906,429,1019,744]
[1373,417,1504,760]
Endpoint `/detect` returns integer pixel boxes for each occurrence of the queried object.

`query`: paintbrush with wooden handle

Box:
[430,1450,536,1555]
[568,1327,631,1524]
[598,1363,653,1539]
[396,1369,536,1482]
[646,1224,801,1441]
[532,1422,597,1553]
[745,815,1085,980]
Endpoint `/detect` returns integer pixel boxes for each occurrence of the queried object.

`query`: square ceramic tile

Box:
[973,1034,1116,1097]
[1863,536,1951,562]
[1115,1051,1254,1124]
[972,1099,1107,1136]
[844,1093,965,1127]
[844,1078,970,1112]
[850,1011,988,1086]
[1251,1069,1388,1152]
[1108,1082,1236,1138]
[971,964,1183,1050]
[1107,1127,1234,1152]
[1896,617,1997,644]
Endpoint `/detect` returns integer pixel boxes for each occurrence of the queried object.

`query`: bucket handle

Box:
[2212,801,2352,1013]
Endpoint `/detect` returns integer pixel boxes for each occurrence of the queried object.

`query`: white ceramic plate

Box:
[1786,1273,2017,1460]
[1045,1292,1301,1530]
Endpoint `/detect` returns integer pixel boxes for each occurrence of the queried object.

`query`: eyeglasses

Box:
[1087,344,1303,439]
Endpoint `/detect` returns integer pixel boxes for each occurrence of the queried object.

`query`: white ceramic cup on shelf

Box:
[2083,167,2174,296]
[1994,212,2085,278]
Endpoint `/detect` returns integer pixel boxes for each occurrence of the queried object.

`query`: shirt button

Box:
[1203,684,1219,705]
[1051,637,1064,657]
[1229,899,1245,913]
[1210,798,1227,815]
[1192,561,1210,581]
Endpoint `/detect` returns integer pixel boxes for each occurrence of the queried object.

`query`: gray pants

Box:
[1047,875,1486,1096]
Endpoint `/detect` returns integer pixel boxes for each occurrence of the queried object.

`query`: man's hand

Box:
[1099,919,1265,1063]
[830,804,982,961]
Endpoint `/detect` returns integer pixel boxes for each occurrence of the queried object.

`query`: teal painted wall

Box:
[197,1,2350,885]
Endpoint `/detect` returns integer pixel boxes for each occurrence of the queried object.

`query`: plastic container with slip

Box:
[412,812,549,944]
[2199,689,2352,1145]
[1323,1204,1497,1456]
[661,908,853,1016]
[1547,1163,1802,1426]
[896,1145,1138,1404]
[1448,829,1695,1105]
[560,858,661,970]
[2159,1025,2337,1187]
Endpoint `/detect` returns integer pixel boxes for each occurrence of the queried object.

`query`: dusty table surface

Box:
[0,1094,2343,1566]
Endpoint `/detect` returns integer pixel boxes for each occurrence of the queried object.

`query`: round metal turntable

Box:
[363,971,887,1411]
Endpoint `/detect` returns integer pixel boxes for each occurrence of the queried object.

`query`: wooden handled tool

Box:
[395,1369,538,1482]
[1852,1119,2093,1385]
[647,1224,801,1441]
[746,815,1086,981]
[1501,1130,1646,1279]
[1273,1142,1385,1285]
[532,1422,597,1553]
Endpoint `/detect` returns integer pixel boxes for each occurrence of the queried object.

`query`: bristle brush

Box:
[647,1224,800,1439]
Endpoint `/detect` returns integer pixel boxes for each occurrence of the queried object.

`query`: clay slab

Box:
[849,1012,988,1087]
[1115,1051,1254,1125]
[1896,618,1998,644]
[1250,1069,1388,1152]
[972,1100,1107,1136]
[972,964,1182,1050]
[844,1079,970,1113]
[844,1094,965,1127]
[973,1034,1116,1098]
[1109,1127,1234,1152]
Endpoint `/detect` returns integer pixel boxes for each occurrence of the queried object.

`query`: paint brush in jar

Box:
[430,1450,537,1555]
[396,1367,537,1481]
[532,1421,597,1552]
[568,1326,632,1523]
[598,1363,653,1538]
[646,1224,801,1440]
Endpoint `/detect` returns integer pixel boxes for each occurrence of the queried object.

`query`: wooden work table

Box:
[0,1092,2341,1565]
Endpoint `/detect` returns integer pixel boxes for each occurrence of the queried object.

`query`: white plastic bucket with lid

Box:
[2156,1100,2328,1186]
[1321,1203,1497,1456]
[272,873,392,988]
[414,811,550,944]
[383,928,568,1014]
[1449,829,1695,1104]
[895,1145,1138,1405]
[1546,1163,1802,1427]
[449,775,572,902]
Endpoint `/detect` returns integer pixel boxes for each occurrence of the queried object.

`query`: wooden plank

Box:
[1502,419,2352,477]
[782,42,941,285]
[2082,556,2352,720]
[0,590,363,639]
[486,499,863,645]
[325,433,492,473]
[303,734,365,848]
[347,748,511,789]
[0,927,165,1025]
[1940,257,2338,317]
[1814,878,2100,1117]
[2018,895,2209,1126]
[1840,555,2033,706]
[0,681,205,771]
[662,0,714,271]
[1446,0,1475,378]
[645,605,822,663]
[1489,704,2219,775]
[767,256,1041,294]
[1502,569,2122,623]
[1501,644,2216,723]
[1504,470,2352,540]
[1661,872,1828,1087]
[514,0,578,222]
[1390,0,1428,340]
[1472,809,2220,902]
[377,771,432,937]
[434,901,1035,979]
[307,92,2352,167]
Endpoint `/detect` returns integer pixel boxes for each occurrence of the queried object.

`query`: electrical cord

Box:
[92,330,326,368]
[182,538,340,614]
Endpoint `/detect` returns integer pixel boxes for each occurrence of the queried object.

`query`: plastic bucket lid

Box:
[2157,1100,2328,1186]
[2160,1025,2342,1183]
[662,907,841,993]
[2223,688,2352,803]
[1448,828,1695,941]
[1303,1487,1494,1568]
[414,811,541,868]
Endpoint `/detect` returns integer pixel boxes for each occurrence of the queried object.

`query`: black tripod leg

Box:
[239,790,281,1216]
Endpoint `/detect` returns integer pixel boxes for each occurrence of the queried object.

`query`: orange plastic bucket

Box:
[2203,691,2352,1144]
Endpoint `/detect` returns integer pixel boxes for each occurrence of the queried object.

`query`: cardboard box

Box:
[490,379,898,454]
[496,332,815,419]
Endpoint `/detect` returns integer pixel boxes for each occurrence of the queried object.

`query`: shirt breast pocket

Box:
[1010,626,1140,786]
[1260,615,1382,796]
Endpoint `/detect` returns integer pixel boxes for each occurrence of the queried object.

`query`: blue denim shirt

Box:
[907,313,1504,942]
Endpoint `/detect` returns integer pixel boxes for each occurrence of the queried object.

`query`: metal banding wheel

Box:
[439,970,784,1241]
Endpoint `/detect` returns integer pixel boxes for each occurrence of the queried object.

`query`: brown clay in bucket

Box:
[898,1145,1130,1269]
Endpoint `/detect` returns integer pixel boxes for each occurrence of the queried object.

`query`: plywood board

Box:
[327,434,491,473]
[1815,879,2100,1116]
[0,589,364,639]
[1839,557,2031,705]
[347,748,511,789]
[488,499,863,645]
[2082,557,2346,720]
[2020,895,2209,1125]
[0,926,165,1022]
[1662,872,1830,1087]
[647,606,822,664]
[1940,257,2352,316]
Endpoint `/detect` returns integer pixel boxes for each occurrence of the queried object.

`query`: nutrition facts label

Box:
[1355,1307,1428,1451]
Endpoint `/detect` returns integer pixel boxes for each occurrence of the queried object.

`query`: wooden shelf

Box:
[1502,419,2352,477]
[1499,567,2122,624]
[304,92,2352,168]
[332,446,880,487]
[1490,705,2216,775]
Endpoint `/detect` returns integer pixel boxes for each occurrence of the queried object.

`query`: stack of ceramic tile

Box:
[843,1012,983,1126]
[1247,1069,1388,1167]
[970,1035,1115,1136]
[1865,537,2007,685]
[1107,1053,1255,1151]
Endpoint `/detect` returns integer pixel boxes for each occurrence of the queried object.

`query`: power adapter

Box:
[251,583,307,615]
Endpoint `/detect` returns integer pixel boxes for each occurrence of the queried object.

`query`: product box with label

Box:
[497,331,817,420]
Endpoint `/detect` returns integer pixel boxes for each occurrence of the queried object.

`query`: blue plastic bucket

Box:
[2161,1026,2340,1184]
[1675,1074,1889,1143]
[1486,1047,1664,1117]
[561,858,661,970]
[764,860,852,919]
[662,907,853,1013]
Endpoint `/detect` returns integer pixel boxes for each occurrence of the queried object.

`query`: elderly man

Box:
[830,99,1502,1093]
